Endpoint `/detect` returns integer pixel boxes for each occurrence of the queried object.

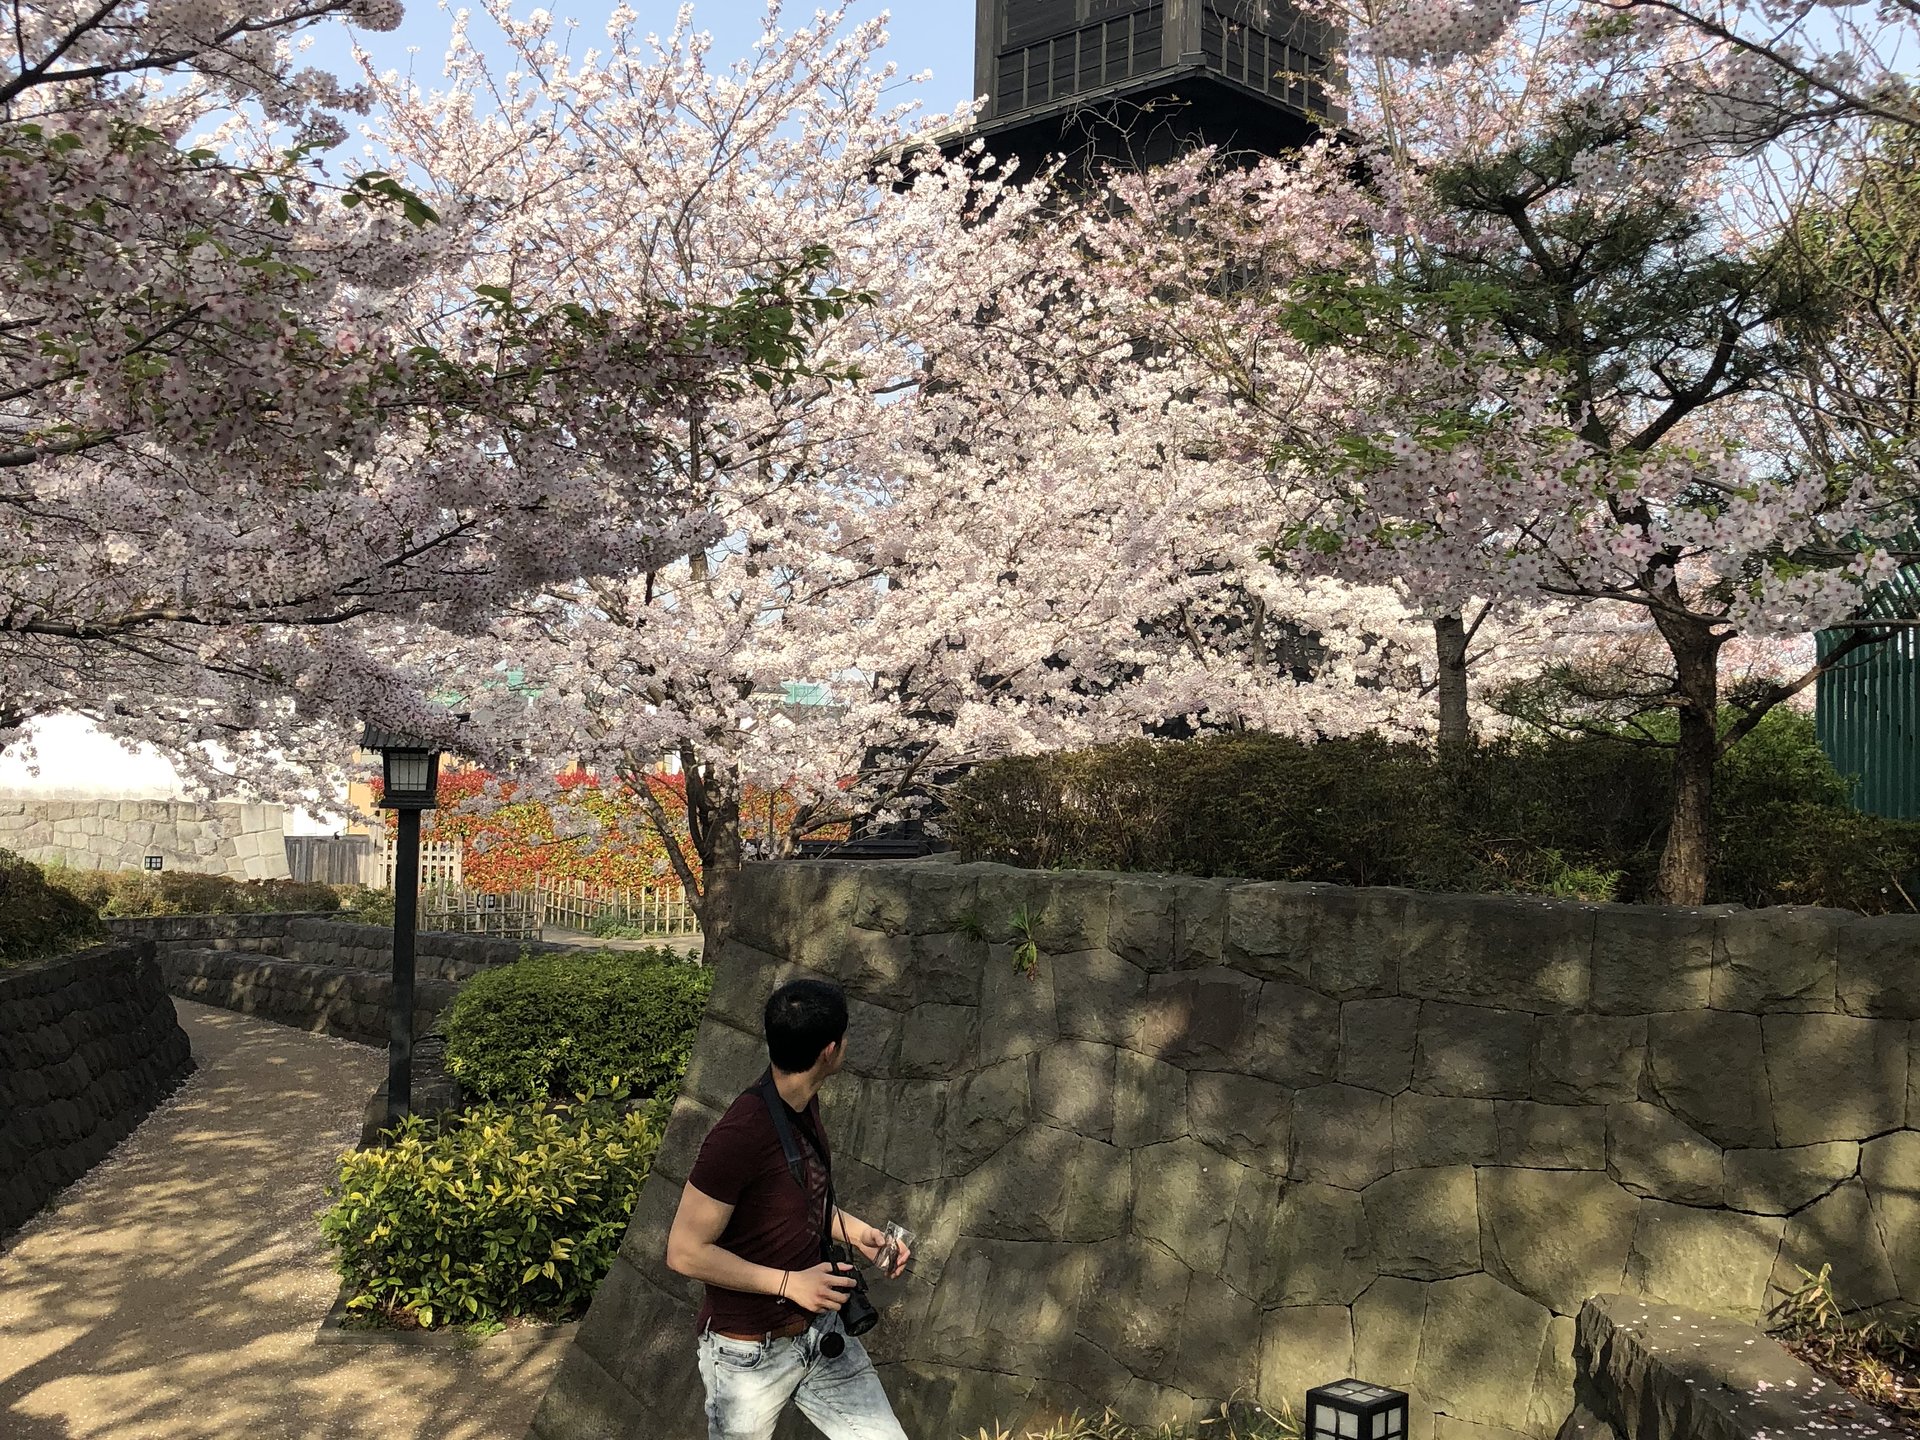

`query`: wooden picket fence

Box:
[538,877,699,937]
[420,885,543,940]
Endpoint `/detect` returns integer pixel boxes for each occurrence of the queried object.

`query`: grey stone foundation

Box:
[0,941,195,1239]
[0,796,290,879]
[532,861,1920,1440]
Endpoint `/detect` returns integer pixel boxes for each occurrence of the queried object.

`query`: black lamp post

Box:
[362,727,441,1131]
[1304,1380,1410,1440]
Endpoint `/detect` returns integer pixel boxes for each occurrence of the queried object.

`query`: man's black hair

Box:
[764,977,849,1074]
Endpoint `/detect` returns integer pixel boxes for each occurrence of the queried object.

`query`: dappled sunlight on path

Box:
[0,1000,561,1440]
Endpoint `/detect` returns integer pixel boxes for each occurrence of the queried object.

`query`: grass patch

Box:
[1769,1265,1920,1430]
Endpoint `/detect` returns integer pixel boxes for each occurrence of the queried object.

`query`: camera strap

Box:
[756,1071,838,1258]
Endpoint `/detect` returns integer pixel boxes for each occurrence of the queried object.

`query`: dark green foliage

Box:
[945,712,1920,913]
[441,948,712,1101]
[40,865,343,918]
[336,885,396,928]
[320,1100,660,1328]
[0,849,106,966]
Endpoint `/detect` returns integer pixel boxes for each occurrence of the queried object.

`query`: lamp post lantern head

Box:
[1305,1380,1409,1440]
[361,726,442,811]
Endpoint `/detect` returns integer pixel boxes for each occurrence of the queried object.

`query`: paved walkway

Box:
[0,1001,563,1440]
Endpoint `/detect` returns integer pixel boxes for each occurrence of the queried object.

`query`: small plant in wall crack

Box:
[1009,905,1041,978]
[955,907,986,942]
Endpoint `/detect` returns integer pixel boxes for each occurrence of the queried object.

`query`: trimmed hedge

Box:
[320,1100,660,1327]
[0,848,106,967]
[41,865,343,918]
[441,948,711,1102]
[944,712,1920,913]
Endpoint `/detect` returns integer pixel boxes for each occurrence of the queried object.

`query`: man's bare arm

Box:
[665,1182,854,1313]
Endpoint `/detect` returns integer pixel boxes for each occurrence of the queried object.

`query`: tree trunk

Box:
[689,759,744,955]
[1651,615,1722,907]
[1434,614,1471,750]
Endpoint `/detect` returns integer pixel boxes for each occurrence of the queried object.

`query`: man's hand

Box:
[841,1214,912,1279]
[785,1261,858,1314]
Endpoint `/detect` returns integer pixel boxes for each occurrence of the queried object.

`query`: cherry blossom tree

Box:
[1069,3,1911,901]
[0,0,840,792]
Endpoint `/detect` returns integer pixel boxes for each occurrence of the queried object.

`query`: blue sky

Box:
[301,1,981,117]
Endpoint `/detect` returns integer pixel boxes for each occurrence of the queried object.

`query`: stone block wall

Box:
[0,941,195,1238]
[533,861,1920,1440]
[0,797,290,880]
[109,913,572,1045]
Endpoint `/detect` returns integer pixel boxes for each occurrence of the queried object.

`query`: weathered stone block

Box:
[1223,882,1318,983]
[1363,1166,1480,1280]
[1108,874,1232,972]
[897,1003,977,1079]
[1139,967,1262,1071]
[1416,1274,1554,1426]
[1589,907,1716,1015]
[1114,1049,1188,1150]
[1496,1102,1606,1171]
[1624,1201,1784,1317]
[1076,1237,1192,1383]
[1259,1305,1356,1409]
[1291,1084,1395,1189]
[1261,1182,1374,1305]
[1712,907,1843,1013]
[1393,1092,1498,1169]
[1606,1102,1723,1206]
[1402,893,1592,1014]
[926,1237,1092,1376]
[907,931,990,1007]
[842,998,904,1076]
[1188,1071,1291,1172]
[990,871,1113,954]
[1311,887,1418,999]
[1722,1142,1858,1215]
[1531,1016,1645,1105]
[675,1020,766,1114]
[1352,1275,1429,1387]
[979,952,1057,1064]
[1478,1168,1636,1317]
[1644,1012,1773,1149]
[882,1079,948,1185]
[1250,980,1343,1087]
[898,865,982,937]
[1175,1274,1264,1400]
[1839,914,1920,1018]
[1034,1040,1117,1139]
[1774,1177,1899,1309]
[1861,1130,1920,1299]
[1054,950,1149,1047]
[943,1057,1032,1174]
[1339,997,1420,1094]
[1414,1003,1534,1099]
[1762,1012,1908,1144]
[1132,1135,1254,1273]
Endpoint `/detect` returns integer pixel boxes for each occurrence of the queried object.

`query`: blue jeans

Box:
[696,1315,908,1440]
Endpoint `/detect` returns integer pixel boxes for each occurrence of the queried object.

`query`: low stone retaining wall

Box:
[109,913,575,1043]
[110,912,569,982]
[0,796,289,879]
[534,860,1920,1440]
[161,949,463,1048]
[1557,1294,1891,1439]
[0,941,194,1238]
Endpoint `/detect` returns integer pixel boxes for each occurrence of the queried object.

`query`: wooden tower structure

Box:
[964,0,1340,172]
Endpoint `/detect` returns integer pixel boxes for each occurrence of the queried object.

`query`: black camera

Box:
[821,1247,877,1358]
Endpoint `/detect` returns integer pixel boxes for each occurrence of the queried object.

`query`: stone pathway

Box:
[0,1000,563,1440]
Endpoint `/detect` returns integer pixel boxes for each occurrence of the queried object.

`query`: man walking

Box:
[666,977,913,1440]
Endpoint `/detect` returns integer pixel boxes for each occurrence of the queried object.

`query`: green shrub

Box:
[945,711,1920,913]
[441,948,712,1101]
[40,865,342,917]
[320,1100,659,1328]
[0,849,106,967]
[336,884,396,928]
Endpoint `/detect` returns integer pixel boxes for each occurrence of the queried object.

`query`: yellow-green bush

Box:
[319,1100,660,1328]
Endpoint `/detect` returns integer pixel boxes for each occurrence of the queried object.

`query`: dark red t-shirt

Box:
[686,1085,832,1335]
